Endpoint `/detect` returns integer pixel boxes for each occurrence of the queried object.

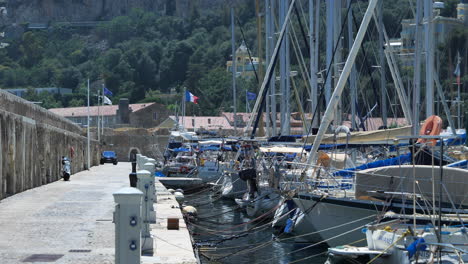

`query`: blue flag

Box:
[247,92,256,101]
[104,87,113,96]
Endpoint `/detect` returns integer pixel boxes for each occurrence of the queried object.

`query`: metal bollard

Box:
[129,162,137,187]
[136,154,142,169]
[113,187,143,264]
[142,162,156,205]
[136,170,154,253]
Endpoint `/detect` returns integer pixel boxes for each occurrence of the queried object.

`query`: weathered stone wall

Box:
[103,128,169,162]
[0,90,82,134]
[0,91,101,200]
[129,103,171,128]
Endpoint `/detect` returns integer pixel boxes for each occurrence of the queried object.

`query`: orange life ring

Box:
[417,115,442,146]
[317,151,331,167]
[180,166,189,173]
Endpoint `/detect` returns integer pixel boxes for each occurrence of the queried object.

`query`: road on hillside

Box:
[0,162,132,264]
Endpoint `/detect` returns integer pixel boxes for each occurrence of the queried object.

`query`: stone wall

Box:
[103,128,170,162]
[0,91,101,200]
[0,90,82,134]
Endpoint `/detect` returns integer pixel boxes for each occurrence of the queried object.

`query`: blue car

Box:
[100,151,118,165]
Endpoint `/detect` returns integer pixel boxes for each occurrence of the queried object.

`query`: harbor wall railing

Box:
[0,90,101,200]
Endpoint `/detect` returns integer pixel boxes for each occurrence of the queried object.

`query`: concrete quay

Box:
[0,162,198,264]
[142,179,198,264]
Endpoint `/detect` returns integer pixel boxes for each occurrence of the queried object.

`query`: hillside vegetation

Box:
[0,0,465,119]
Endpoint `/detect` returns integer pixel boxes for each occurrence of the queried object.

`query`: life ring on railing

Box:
[317,151,331,168]
[179,166,189,173]
[417,115,442,146]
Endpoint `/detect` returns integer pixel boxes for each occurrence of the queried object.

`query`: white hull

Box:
[293,195,374,247]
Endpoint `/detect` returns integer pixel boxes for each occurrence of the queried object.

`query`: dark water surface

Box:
[184,190,328,264]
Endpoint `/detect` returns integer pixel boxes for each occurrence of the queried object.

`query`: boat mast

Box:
[325,0,334,108]
[309,0,320,131]
[279,0,290,135]
[231,7,237,134]
[334,0,342,126]
[303,0,379,175]
[378,0,387,127]
[412,0,423,135]
[265,0,271,137]
[347,0,357,131]
[424,0,434,117]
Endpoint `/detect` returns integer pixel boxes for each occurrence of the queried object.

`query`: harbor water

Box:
[184,189,328,264]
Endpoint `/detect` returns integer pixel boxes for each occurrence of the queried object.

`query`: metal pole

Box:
[325,0,334,106]
[412,0,423,136]
[87,79,90,170]
[348,0,357,130]
[334,0,342,126]
[425,0,434,117]
[378,0,387,127]
[231,7,237,134]
[309,0,318,130]
[313,0,320,129]
[265,0,271,137]
[270,0,277,136]
[279,0,287,135]
[101,84,104,137]
[97,90,100,142]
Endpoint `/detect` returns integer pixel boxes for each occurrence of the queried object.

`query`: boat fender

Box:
[174,192,184,203]
[182,206,198,216]
[284,218,294,233]
[406,238,426,258]
[334,125,351,135]
[175,189,184,194]
[168,188,175,194]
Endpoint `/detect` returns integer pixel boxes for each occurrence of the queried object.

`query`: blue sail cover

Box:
[333,153,412,177]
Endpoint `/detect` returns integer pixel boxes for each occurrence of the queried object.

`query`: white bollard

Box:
[136,170,154,253]
[136,154,142,169]
[113,187,143,264]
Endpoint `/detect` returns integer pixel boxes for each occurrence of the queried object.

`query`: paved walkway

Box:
[0,162,131,264]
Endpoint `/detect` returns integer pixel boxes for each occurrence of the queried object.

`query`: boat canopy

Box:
[259,146,304,154]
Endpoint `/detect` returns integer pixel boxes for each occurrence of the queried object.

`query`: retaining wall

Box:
[0,91,100,200]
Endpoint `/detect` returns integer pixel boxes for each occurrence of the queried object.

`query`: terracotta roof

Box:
[49,103,154,117]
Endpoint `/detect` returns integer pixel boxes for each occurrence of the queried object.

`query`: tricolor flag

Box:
[454,52,461,86]
[185,91,199,104]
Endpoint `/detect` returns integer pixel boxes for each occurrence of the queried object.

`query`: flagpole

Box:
[97,90,100,142]
[182,87,186,130]
[456,52,461,129]
[101,83,104,136]
[87,79,90,170]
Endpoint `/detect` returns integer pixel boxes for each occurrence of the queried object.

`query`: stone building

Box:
[49,98,170,128]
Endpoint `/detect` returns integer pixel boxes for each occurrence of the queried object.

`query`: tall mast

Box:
[279,0,290,135]
[231,7,237,134]
[412,0,423,135]
[378,0,387,127]
[265,0,271,137]
[270,0,277,136]
[325,0,334,107]
[424,0,434,117]
[333,0,342,126]
[309,0,320,130]
[348,0,357,130]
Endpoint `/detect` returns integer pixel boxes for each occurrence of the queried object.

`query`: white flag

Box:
[103,96,112,105]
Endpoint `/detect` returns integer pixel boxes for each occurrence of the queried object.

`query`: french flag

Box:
[185,91,199,104]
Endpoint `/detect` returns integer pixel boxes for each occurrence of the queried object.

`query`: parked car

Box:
[100,151,118,165]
